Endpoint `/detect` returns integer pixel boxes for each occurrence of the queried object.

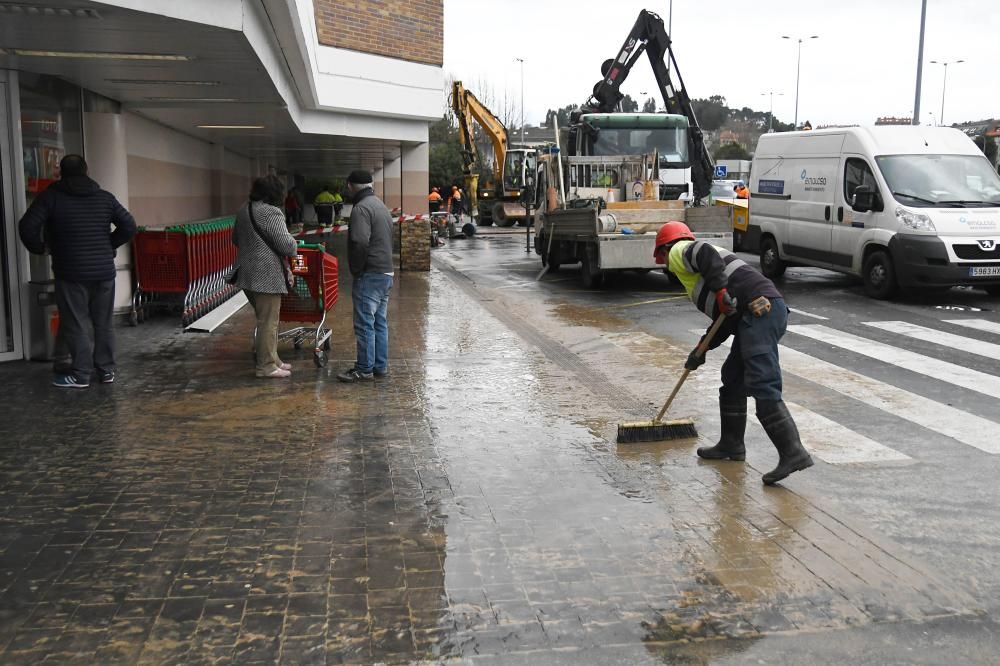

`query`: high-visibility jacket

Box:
[314,190,336,205]
[669,239,782,346]
[428,191,442,202]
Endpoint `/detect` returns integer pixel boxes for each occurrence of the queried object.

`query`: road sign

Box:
[714,165,728,179]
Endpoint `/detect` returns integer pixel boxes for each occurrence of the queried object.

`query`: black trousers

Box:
[55,279,116,382]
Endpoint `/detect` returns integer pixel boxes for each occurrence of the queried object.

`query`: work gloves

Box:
[715,288,738,317]
[685,348,705,371]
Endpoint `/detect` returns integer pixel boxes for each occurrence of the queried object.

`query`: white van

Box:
[744,126,1000,298]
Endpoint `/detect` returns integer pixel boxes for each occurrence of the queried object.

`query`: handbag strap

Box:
[247,200,286,259]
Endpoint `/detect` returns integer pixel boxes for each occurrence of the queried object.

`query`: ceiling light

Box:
[6,49,191,60]
[0,5,101,18]
[108,79,219,86]
[197,125,265,129]
[146,98,239,103]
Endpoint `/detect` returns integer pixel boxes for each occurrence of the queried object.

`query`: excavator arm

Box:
[451,81,511,199]
[585,10,715,204]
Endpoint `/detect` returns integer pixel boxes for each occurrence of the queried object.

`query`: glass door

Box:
[0,81,24,360]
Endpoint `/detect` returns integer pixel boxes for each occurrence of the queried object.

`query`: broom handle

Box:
[654,314,727,423]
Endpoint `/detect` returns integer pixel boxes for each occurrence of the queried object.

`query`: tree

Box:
[973,135,998,166]
[621,94,639,113]
[642,97,657,113]
[545,104,578,129]
[691,96,728,131]
[714,142,751,160]
[429,115,465,191]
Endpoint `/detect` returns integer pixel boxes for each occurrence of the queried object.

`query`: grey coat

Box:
[347,189,394,276]
[231,201,298,294]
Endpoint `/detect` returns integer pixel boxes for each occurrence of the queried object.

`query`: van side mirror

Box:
[852,185,877,213]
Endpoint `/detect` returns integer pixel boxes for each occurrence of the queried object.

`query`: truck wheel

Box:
[493,203,516,227]
[581,251,604,289]
[863,250,898,300]
[760,237,786,279]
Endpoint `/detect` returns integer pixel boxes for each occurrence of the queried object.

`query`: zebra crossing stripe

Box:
[863,321,1000,360]
[783,402,911,464]
[776,344,1000,454]
[699,331,1000,455]
[788,325,1000,400]
[944,319,1000,337]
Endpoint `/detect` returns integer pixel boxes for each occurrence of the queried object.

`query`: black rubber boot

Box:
[697,396,747,461]
[757,399,814,485]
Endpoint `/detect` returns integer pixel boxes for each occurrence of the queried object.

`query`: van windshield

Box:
[876,154,1000,207]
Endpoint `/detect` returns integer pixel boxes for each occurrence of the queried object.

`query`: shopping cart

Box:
[276,243,339,367]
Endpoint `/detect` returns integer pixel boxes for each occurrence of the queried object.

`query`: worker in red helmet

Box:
[653,221,813,485]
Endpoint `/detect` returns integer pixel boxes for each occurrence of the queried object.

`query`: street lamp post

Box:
[514,57,525,146]
[929,59,964,126]
[781,35,818,130]
[762,91,784,132]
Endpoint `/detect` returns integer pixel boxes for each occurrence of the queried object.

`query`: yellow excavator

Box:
[451,80,535,226]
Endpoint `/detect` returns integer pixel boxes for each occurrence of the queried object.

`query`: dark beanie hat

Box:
[347,170,372,185]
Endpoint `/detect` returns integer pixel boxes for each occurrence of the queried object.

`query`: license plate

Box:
[969,266,1000,277]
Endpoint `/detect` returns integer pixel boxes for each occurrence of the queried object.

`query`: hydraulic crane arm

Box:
[450,81,510,183]
[585,10,715,204]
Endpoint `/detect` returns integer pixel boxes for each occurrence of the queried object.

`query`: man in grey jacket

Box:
[337,170,395,383]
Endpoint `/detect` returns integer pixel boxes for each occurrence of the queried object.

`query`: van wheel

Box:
[863,250,898,300]
[760,237,786,279]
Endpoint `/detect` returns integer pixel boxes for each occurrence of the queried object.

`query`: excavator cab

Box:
[502,149,536,198]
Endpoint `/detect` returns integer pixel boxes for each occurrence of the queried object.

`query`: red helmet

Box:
[653,221,695,264]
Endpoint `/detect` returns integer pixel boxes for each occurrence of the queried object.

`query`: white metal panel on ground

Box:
[784,402,912,464]
[185,292,248,333]
[863,321,1000,359]
[788,325,1000,400]
[944,319,1000,336]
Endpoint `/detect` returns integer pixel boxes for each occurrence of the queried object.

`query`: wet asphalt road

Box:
[434,229,1000,619]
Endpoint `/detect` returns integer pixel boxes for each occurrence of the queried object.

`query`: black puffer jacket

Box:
[18,176,136,281]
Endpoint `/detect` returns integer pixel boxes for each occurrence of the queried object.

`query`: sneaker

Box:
[98,370,116,384]
[336,367,374,383]
[278,362,292,371]
[373,368,389,377]
[257,367,291,379]
[53,375,89,389]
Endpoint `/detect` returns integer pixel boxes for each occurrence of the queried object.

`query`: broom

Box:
[617,314,727,443]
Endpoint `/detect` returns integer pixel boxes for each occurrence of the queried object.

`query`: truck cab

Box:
[570,113,693,201]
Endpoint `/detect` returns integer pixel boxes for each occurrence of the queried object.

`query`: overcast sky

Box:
[443,0,997,128]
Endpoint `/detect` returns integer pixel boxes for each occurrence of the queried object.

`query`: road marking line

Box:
[789,308,829,321]
[863,320,1000,360]
[944,318,1000,336]
[695,330,1000,455]
[605,296,688,309]
[784,402,911,464]
[788,325,1000,400]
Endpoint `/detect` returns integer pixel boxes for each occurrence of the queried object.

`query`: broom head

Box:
[617,418,698,444]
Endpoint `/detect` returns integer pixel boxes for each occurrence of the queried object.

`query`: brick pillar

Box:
[399,218,431,271]
[401,142,429,217]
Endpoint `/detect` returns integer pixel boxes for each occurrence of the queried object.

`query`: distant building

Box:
[875,116,913,126]
[953,119,1000,138]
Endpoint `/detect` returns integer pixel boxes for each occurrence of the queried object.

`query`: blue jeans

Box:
[352,272,393,373]
[719,297,788,402]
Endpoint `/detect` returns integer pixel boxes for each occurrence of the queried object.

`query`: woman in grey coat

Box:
[232,177,299,378]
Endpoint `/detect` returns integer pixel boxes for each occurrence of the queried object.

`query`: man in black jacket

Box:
[19,155,136,388]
